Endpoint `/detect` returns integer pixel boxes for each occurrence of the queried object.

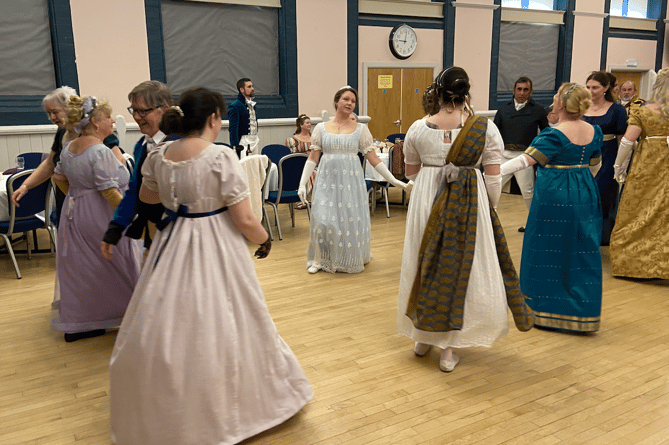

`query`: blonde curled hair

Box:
[556,83,591,119]
[651,68,669,118]
[65,94,112,133]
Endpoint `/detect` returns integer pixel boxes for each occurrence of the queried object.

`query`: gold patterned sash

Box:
[406,116,534,333]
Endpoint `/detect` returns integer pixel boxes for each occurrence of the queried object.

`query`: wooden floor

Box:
[1,190,668,445]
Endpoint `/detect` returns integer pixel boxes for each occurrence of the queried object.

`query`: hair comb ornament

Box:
[563,84,579,102]
[172,105,184,117]
[74,96,97,133]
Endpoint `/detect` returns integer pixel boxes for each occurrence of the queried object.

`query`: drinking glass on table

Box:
[16,157,24,171]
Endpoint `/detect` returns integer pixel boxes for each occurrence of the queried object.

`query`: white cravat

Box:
[514,99,526,112]
[145,130,166,152]
[246,98,258,136]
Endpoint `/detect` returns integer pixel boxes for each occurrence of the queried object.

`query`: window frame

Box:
[144,0,297,119]
[0,0,79,126]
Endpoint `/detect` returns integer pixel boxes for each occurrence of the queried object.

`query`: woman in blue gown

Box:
[582,71,627,245]
[501,83,603,332]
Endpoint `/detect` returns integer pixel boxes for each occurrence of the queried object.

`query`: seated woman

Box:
[285,114,313,208]
[51,95,141,342]
[285,114,312,153]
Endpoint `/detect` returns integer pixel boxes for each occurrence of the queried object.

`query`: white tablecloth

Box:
[364,152,390,182]
[264,163,278,200]
[0,174,10,221]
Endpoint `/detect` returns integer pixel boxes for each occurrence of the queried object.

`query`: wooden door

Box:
[367,68,402,141]
[401,68,434,133]
[611,71,644,100]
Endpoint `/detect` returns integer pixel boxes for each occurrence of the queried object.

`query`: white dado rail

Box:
[0,112,499,172]
[0,114,335,172]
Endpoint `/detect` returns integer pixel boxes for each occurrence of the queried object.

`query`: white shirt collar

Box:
[514,99,527,111]
[145,130,166,150]
[245,97,256,108]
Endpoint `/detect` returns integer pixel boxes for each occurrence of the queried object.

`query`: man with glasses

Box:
[101,81,174,258]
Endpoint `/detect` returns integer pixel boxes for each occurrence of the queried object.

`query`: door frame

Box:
[607,65,656,102]
[361,62,440,117]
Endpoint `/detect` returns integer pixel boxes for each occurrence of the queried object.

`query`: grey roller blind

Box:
[497,22,559,92]
[0,0,56,95]
[161,0,279,96]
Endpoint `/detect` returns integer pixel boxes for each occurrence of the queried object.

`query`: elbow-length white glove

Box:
[613,137,635,184]
[374,162,407,189]
[484,174,502,210]
[500,154,531,176]
[298,160,317,204]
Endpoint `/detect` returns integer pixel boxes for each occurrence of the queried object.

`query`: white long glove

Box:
[374,162,407,189]
[298,159,317,204]
[500,154,531,176]
[484,174,502,210]
[613,137,635,184]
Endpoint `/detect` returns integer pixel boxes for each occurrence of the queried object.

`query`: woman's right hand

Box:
[100,241,115,260]
[10,185,28,207]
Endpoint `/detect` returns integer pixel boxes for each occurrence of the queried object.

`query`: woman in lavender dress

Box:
[51,95,141,342]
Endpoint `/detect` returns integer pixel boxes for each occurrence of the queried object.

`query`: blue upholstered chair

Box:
[1,169,57,279]
[264,153,310,240]
[261,144,291,168]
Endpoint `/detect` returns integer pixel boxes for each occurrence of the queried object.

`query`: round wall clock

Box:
[389,23,417,60]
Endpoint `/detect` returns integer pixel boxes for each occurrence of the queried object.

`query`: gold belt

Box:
[545,163,589,169]
[505,143,527,151]
[602,134,616,141]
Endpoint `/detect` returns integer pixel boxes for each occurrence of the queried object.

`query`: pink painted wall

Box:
[70,0,151,123]
[571,15,605,83]
[453,6,495,111]
[296,0,348,117]
[607,38,657,71]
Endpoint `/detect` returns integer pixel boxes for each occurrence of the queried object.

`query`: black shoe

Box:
[518,226,525,233]
[64,329,105,342]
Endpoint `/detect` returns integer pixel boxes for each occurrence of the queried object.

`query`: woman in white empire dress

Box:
[297,86,407,274]
[106,88,312,445]
[398,67,533,373]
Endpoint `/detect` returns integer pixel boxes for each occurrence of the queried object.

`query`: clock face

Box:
[389,24,417,60]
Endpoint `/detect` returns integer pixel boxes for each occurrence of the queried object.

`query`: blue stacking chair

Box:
[261,144,291,167]
[264,153,310,240]
[386,133,406,143]
[18,152,47,169]
[1,169,57,279]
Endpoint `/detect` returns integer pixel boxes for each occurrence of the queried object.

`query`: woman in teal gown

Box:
[501,83,603,332]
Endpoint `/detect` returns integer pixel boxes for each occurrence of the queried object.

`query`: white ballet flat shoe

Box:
[439,354,460,372]
[413,342,431,357]
[307,266,319,274]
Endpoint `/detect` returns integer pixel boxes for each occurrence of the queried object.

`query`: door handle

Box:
[394,120,401,127]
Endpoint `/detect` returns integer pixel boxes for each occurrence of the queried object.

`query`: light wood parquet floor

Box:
[1,189,668,445]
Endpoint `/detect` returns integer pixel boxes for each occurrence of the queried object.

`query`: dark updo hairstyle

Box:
[294,114,310,135]
[586,71,615,103]
[422,66,471,116]
[159,87,227,136]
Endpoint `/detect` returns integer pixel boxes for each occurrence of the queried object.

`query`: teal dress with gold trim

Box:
[521,126,603,332]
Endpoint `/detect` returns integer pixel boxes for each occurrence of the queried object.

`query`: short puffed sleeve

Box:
[403,120,422,166]
[92,144,130,191]
[611,103,628,135]
[358,124,374,155]
[480,119,504,166]
[310,123,323,152]
[589,125,603,164]
[524,127,564,167]
[627,102,644,128]
[140,146,162,192]
[212,146,250,207]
